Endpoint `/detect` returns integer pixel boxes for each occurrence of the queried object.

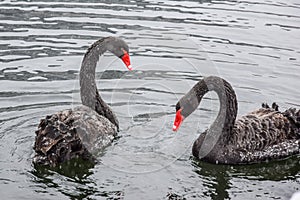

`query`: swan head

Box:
[105,37,132,70]
[173,86,204,131]
[173,99,197,131]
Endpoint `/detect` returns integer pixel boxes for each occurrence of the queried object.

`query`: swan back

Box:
[33,106,117,167]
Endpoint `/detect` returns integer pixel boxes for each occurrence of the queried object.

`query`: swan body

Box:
[173,76,300,164]
[33,37,132,167]
[33,106,117,166]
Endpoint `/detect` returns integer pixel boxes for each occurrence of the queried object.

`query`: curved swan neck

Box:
[203,76,238,143]
[80,38,106,108]
[178,76,238,135]
[79,37,119,129]
[191,76,237,160]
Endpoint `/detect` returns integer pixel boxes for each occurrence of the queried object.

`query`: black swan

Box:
[33,37,132,167]
[172,76,300,164]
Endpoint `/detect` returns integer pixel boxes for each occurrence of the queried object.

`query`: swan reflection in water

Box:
[192,156,300,199]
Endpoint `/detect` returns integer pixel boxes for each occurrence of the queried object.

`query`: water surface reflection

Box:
[0,0,299,199]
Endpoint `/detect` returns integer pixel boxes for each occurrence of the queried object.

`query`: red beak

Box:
[173,109,184,131]
[121,51,132,70]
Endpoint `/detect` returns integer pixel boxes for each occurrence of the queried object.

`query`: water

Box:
[0,0,299,199]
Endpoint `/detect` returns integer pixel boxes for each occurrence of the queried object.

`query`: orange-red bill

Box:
[173,109,184,131]
[121,51,132,70]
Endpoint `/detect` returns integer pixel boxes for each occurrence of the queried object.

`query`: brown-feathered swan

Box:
[172,76,299,164]
[33,37,132,167]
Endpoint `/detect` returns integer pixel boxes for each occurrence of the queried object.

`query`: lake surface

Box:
[0,0,299,199]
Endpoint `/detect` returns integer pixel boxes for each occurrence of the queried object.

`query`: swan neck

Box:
[80,39,107,109]
[192,77,237,160]
[205,76,238,143]
[79,38,119,130]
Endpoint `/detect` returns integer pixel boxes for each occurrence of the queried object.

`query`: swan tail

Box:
[33,110,93,167]
[262,102,279,111]
[283,107,300,135]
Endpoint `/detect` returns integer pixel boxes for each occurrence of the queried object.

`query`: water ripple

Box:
[0,0,299,199]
